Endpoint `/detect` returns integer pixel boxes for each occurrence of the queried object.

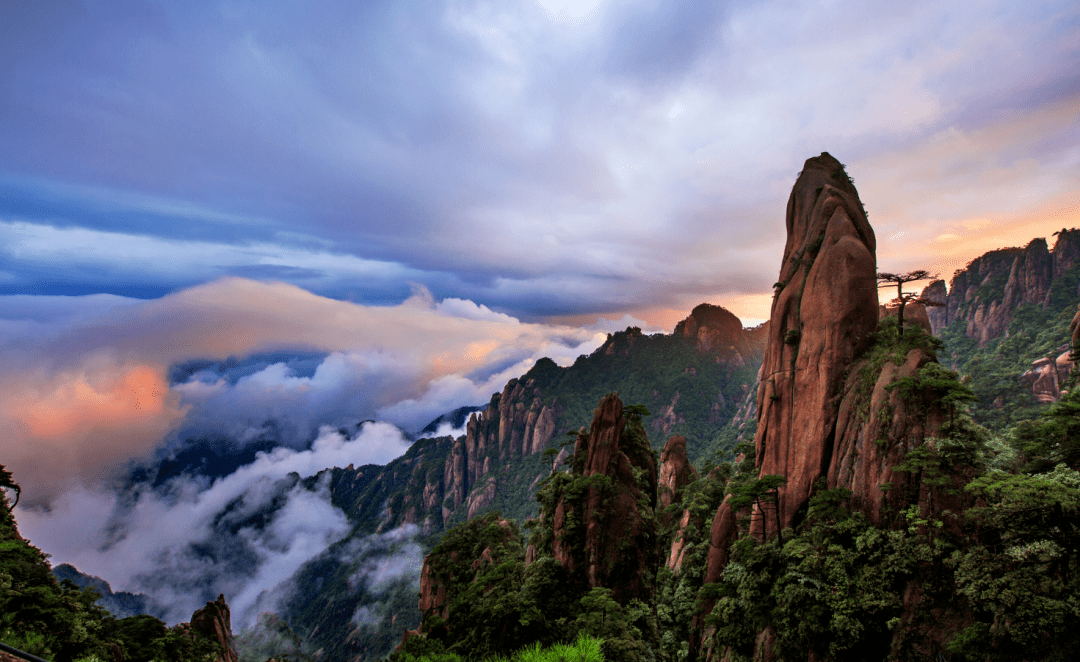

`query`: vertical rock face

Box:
[190,594,240,662]
[922,280,949,334]
[879,302,932,334]
[925,231,1080,346]
[552,394,659,604]
[657,435,698,512]
[692,155,955,662]
[753,151,879,532]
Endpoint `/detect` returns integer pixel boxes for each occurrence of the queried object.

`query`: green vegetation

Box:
[389,632,605,662]
[0,467,224,662]
[936,251,1080,432]
[700,364,1080,661]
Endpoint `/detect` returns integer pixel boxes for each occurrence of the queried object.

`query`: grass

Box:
[479,635,605,662]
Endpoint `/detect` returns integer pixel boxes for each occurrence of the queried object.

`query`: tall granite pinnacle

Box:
[754,151,878,533]
[691,153,952,662]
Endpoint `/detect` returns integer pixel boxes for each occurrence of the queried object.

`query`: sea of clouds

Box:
[1,279,647,628]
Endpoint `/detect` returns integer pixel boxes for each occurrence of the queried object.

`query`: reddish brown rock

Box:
[926,230,1080,346]
[693,154,954,661]
[551,394,658,604]
[190,594,239,662]
[752,152,879,533]
[417,553,451,621]
[674,303,752,360]
[1021,352,1073,404]
[465,476,497,519]
[657,435,698,512]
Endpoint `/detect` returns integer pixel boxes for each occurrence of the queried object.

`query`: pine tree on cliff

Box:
[877,269,942,336]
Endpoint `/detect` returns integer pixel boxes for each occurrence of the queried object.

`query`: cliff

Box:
[749,151,881,532]
[692,154,957,661]
[551,394,659,604]
[327,304,766,538]
[922,230,1080,344]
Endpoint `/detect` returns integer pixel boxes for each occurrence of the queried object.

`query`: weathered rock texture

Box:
[190,594,240,662]
[692,154,953,662]
[921,231,1080,343]
[674,304,755,364]
[658,435,699,513]
[329,302,768,541]
[879,302,932,334]
[752,151,880,532]
[1020,346,1074,403]
[552,394,659,604]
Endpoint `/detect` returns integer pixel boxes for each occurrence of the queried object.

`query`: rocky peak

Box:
[692,154,955,660]
[923,229,1080,344]
[752,151,879,531]
[674,303,751,359]
[552,394,659,604]
[657,435,698,514]
[190,594,239,662]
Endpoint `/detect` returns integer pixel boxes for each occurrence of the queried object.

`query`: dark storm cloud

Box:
[0,0,1077,321]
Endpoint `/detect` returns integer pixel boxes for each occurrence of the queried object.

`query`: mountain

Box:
[270,305,767,661]
[392,154,1080,662]
[925,228,1080,430]
[52,564,160,620]
[0,472,238,662]
[923,230,1080,344]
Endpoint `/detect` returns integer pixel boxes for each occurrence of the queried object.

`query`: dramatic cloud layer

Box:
[17,423,412,628]
[0,0,1075,325]
[0,279,609,503]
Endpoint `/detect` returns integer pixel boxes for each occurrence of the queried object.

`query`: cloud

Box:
[0,278,606,503]
[2,0,1074,320]
[17,423,409,628]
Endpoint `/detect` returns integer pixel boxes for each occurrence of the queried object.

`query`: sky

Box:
[1,0,1079,631]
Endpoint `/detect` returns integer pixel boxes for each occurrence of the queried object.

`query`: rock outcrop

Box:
[878,302,932,334]
[674,303,754,363]
[657,435,698,514]
[190,594,240,662]
[692,154,954,661]
[552,394,659,604]
[922,231,1080,342]
[1020,345,1074,403]
[750,151,881,533]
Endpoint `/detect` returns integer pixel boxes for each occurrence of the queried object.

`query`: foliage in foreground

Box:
[0,468,224,662]
[703,375,1080,661]
[389,632,605,662]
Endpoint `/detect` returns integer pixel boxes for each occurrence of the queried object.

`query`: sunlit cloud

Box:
[0,278,607,503]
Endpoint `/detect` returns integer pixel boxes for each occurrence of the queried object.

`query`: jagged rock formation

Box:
[921,231,1080,343]
[189,594,239,662]
[1020,345,1073,403]
[552,394,659,603]
[750,151,881,532]
[657,435,698,514]
[328,305,767,540]
[692,153,953,661]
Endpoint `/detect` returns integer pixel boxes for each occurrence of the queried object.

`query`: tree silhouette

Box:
[877,270,943,336]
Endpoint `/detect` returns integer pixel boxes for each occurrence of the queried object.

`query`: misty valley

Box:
[5,154,1080,662]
